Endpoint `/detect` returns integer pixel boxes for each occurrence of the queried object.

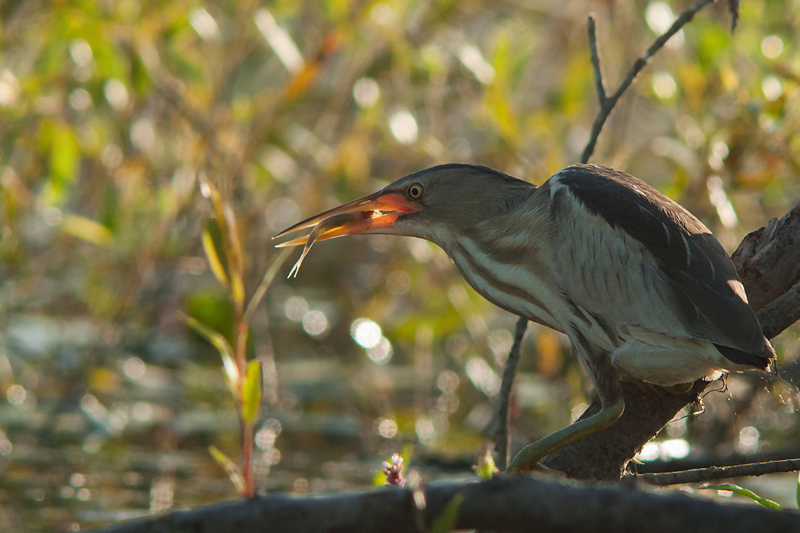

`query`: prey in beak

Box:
[273,188,421,277]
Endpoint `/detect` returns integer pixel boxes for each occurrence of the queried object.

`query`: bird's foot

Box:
[505,399,625,473]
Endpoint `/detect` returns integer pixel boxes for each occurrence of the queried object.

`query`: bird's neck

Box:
[438,206,567,331]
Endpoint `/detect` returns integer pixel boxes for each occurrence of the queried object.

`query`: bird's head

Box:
[274,164,534,276]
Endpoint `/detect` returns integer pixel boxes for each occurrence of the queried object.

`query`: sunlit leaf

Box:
[47,123,81,204]
[179,312,239,395]
[430,493,463,533]
[241,360,263,423]
[198,176,244,308]
[242,247,293,328]
[202,219,230,286]
[61,214,114,248]
[221,205,245,309]
[700,484,782,510]
[283,31,343,101]
[186,292,234,344]
[796,471,799,509]
[209,445,245,495]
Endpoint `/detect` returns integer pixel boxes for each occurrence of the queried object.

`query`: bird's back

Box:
[545,164,774,373]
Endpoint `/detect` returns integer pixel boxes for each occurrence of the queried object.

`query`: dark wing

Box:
[554,164,773,369]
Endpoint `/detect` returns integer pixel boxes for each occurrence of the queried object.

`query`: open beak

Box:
[273,189,421,277]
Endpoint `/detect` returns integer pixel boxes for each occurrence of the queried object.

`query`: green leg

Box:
[506,398,624,473]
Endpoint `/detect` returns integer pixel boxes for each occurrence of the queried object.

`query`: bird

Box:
[274,163,775,472]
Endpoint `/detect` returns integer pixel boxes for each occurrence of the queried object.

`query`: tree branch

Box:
[732,201,800,314]
[581,0,716,163]
[93,475,800,533]
[492,318,528,470]
[640,458,800,486]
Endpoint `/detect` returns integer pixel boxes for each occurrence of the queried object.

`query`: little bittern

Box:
[275,164,775,472]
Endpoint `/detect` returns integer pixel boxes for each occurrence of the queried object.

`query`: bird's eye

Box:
[407,183,423,199]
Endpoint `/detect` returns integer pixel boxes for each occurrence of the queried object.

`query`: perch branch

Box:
[94,475,800,533]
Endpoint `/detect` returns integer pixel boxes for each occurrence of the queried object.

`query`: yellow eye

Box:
[407,183,423,199]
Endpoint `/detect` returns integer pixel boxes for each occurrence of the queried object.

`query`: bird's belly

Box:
[610,327,741,386]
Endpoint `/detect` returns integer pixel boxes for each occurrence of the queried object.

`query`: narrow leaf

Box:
[243,248,293,327]
[430,493,464,533]
[796,471,799,509]
[179,312,239,394]
[222,204,246,309]
[61,214,114,248]
[701,484,782,510]
[209,445,245,495]
[202,219,229,286]
[198,176,232,264]
[242,360,263,423]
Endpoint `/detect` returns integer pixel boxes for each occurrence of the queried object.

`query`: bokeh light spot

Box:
[351,318,382,348]
[377,418,397,438]
[437,370,459,394]
[653,72,676,99]
[762,76,782,101]
[284,296,308,322]
[123,356,146,379]
[302,310,328,336]
[353,77,380,108]
[761,35,783,59]
[6,384,26,405]
[389,109,418,145]
[367,337,393,364]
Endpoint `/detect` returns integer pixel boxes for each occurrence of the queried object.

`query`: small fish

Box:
[285,211,372,278]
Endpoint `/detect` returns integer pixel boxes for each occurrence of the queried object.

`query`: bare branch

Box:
[732,200,800,313]
[492,318,528,470]
[581,0,716,164]
[729,0,741,33]
[759,281,800,340]
[587,15,606,109]
[639,458,800,486]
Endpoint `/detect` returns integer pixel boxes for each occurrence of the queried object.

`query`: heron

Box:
[274,163,775,472]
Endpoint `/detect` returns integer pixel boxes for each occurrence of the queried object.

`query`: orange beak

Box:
[273,189,421,277]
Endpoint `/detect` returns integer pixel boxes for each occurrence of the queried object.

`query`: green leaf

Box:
[221,205,245,309]
[198,177,244,309]
[202,219,230,286]
[430,493,463,533]
[47,123,81,204]
[701,484,782,510]
[179,312,239,395]
[796,471,799,509]
[241,360,263,423]
[61,214,114,248]
[474,446,498,480]
[186,292,234,344]
[209,445,245,496]
[243,247,293,328]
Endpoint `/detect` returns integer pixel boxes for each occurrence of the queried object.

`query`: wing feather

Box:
[548,165,773,369]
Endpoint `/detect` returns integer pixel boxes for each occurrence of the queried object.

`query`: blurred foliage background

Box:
[1,0,799,530]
